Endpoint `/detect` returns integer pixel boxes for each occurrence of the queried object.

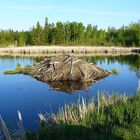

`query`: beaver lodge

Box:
[4,55,112,92]
[20,55,111,82]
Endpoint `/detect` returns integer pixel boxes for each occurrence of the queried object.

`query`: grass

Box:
[28,92,140,140]
[111,69,119,75]
[0,46,136,55]
[4,64,22,74]
[3,64,34,76]
[0,91,140,140]
[0,111,25,140]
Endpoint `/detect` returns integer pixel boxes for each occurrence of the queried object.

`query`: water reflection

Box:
[35,54,140,93]
[0,54,139,130]
[47,81,93,93]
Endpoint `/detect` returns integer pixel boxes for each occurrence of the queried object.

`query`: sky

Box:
[0,0,139,30]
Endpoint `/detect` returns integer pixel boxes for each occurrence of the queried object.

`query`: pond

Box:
[0,54,139,130]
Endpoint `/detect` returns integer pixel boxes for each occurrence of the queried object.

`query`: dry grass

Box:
[51,92,128,126]
[0,92,139,140]
[0,46,139,55]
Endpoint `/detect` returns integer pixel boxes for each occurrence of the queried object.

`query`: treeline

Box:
[0,18,140,47]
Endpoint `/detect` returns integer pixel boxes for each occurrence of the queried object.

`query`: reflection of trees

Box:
[138,80,140,91]
[47,55,140,93]
[120,55,140,79]
[135,68,140,78]
[0,56,35,67]
[82,55,140,77]
[48,55,140,93]
[136,70,140,92]
[87,55,140,92]
[34,55,140,72]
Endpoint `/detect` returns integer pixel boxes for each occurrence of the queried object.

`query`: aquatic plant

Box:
[0,115,11,140]
[29,92,139,140]
[0,111,26,140]
[4,64,22,75]
[1,91,140,140]
[111,69,119,75]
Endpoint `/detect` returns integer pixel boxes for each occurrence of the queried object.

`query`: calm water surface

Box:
[0,55,139,130]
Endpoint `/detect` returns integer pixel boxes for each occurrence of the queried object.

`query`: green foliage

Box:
[55,22,65,45]
[15,64,22,71]
[1,92,140,139]
[25,92,140,140]
[4,64,22,74]
[4,70,18,75]
[0,18,140,47]
[111,69,119,75]
[32,22,45,45]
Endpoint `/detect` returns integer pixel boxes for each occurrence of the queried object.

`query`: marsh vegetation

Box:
[0,54,139,140]
[1,91,140,140]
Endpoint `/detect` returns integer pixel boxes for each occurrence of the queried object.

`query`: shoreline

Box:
[0,46,140,56]
[0,52,139,58]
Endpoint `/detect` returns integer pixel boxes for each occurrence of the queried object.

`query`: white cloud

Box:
[0,5,139,17]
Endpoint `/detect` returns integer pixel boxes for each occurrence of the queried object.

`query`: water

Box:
[0,55,139,130]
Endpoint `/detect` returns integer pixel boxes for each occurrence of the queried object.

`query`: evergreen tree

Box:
[77,23,85,44]
[64,22,71,44]
[44,17,50,45]
[48,23,55,45]
[32,22,45,45]
[0,17,139,47]
[85,24,93,45]
[55,22,65,45]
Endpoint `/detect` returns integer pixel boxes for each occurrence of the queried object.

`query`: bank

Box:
[0,46,140,56]
[1,91,140,140]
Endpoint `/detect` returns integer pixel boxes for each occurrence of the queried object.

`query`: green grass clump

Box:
[1,91,140,140]
[15,63,22,71]
[4,70,19,74]
[4,64,34,76]
[111,69,119,75]
[26,92,140,140]
[4,64,22,75]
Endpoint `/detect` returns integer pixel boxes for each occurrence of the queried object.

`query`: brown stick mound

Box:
[21,55,111,83]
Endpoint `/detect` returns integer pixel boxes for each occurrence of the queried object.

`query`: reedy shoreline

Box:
[0,46,140,56]
[0,91,140,140]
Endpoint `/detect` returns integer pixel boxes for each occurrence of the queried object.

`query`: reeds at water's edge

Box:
[0,46,140,55]
[0,115,11,140]
[51,92,128,125]
[0,91,140,140]
[0,111,26,140]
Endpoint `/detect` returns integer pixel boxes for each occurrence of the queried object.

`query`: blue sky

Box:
[0,0,139,30]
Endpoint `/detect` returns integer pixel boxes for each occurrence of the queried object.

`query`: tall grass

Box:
[0,111,26,140]
[0,115,11,140]
[51,92,128,126]
[0,92,140,140]
[33,92,139,140]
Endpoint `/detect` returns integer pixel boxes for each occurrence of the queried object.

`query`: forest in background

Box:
[0,18,139,47]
